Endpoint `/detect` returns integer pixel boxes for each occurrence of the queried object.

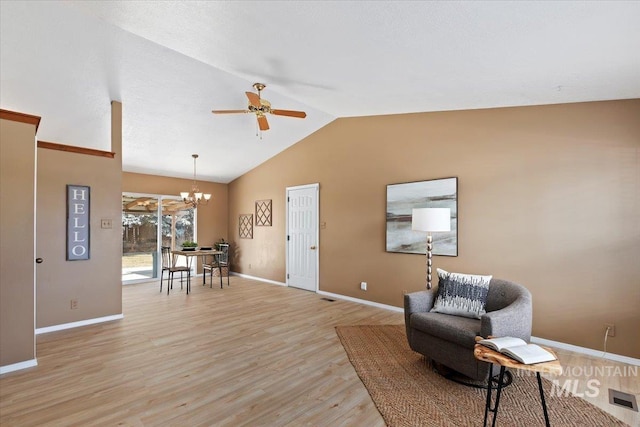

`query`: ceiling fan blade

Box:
[271,109,307,119]
[246,92,261,108]
[212,109,249,114]
[257,115,270,131]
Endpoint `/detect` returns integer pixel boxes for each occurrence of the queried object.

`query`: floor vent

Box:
[320,297,335,302]
[608,389,638,412]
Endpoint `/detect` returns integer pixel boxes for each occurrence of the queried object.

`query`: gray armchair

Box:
[404,278,532,382]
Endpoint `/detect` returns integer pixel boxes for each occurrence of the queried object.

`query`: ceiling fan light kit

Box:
[212,83,307,132]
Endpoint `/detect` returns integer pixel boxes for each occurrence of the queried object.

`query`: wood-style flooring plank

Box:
[0,277,400,426]
[1,276,637,426]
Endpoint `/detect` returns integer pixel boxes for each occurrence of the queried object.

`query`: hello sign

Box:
[66,185,90,260]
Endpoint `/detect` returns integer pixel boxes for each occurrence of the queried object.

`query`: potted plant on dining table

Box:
[181,241,198,251]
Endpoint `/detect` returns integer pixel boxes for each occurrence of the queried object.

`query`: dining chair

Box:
[160,246,190,294]
[203,243,230,289]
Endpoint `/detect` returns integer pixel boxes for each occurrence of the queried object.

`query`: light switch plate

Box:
[101,219,112,229]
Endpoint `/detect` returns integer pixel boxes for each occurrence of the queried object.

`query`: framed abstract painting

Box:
[386,177,458,256]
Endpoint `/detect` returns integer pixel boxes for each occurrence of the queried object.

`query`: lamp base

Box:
[426,233,433,289]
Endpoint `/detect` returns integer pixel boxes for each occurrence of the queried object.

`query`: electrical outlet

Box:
[360,282,367,291]
[100,219,112,229]
[70,299,78,310]
[604,323,615,337]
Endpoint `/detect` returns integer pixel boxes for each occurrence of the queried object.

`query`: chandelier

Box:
[180,154,211,208]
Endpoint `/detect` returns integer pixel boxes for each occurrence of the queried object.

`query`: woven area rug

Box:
[335,324,627,427]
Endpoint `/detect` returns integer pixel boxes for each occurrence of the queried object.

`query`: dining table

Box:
[171,248,223,294]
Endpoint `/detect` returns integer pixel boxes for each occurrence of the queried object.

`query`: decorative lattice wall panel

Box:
[239,214,253,239]
[255,199,272,226]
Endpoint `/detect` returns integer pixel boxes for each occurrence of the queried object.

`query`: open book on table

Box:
[478,336,557,365]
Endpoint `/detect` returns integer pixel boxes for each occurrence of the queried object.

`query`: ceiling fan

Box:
[212,83,306,131]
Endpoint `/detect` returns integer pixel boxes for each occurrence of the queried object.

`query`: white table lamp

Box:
[412,208,451,289]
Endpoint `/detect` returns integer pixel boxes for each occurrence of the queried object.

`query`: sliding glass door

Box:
[122,195,159,282]
[122,194,196,283]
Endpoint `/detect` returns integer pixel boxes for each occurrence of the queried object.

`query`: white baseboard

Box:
[231,272,286,287]
[318,291,639,365]
[531,336,640,366]
[226,274,640,366]
[0,358,37,375]
[316,291,404,313]
[35,314,124,335]
[320,290,640,365]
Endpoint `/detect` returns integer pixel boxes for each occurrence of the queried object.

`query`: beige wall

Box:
[36,150,123,327]
[229,99,640,358]
[122,172,228,271]
[35,102,123,328]
[0,117,36,366]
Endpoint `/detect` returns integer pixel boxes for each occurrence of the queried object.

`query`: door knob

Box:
[35,258,44,264]
[310,246,316,250]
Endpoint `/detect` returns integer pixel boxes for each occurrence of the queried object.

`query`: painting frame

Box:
[385,177,458,256]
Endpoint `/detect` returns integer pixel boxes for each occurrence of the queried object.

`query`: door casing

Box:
[285,183,319,292]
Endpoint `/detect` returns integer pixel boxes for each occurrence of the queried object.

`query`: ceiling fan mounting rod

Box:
[253,82,266,94]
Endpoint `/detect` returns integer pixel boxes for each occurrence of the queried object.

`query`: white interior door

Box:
[286,184,319,292]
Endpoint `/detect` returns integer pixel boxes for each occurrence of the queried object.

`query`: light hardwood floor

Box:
[541,347,639,426]
[1,276,637,426]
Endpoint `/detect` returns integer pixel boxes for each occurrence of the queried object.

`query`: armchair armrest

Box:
[404,290,437,339]
[480,295,532,341]
[404,291,436,314]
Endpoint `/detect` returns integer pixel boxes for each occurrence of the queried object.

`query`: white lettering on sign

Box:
[67,185,90,260]
[72,188,87,200]
[71,245,87,256]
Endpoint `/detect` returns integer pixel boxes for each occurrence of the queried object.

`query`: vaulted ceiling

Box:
[1,1,639,183]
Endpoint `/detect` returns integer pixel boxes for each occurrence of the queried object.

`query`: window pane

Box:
[122,195,159,281]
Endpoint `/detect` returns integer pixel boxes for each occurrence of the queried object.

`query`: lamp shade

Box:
[411,208,451,232]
